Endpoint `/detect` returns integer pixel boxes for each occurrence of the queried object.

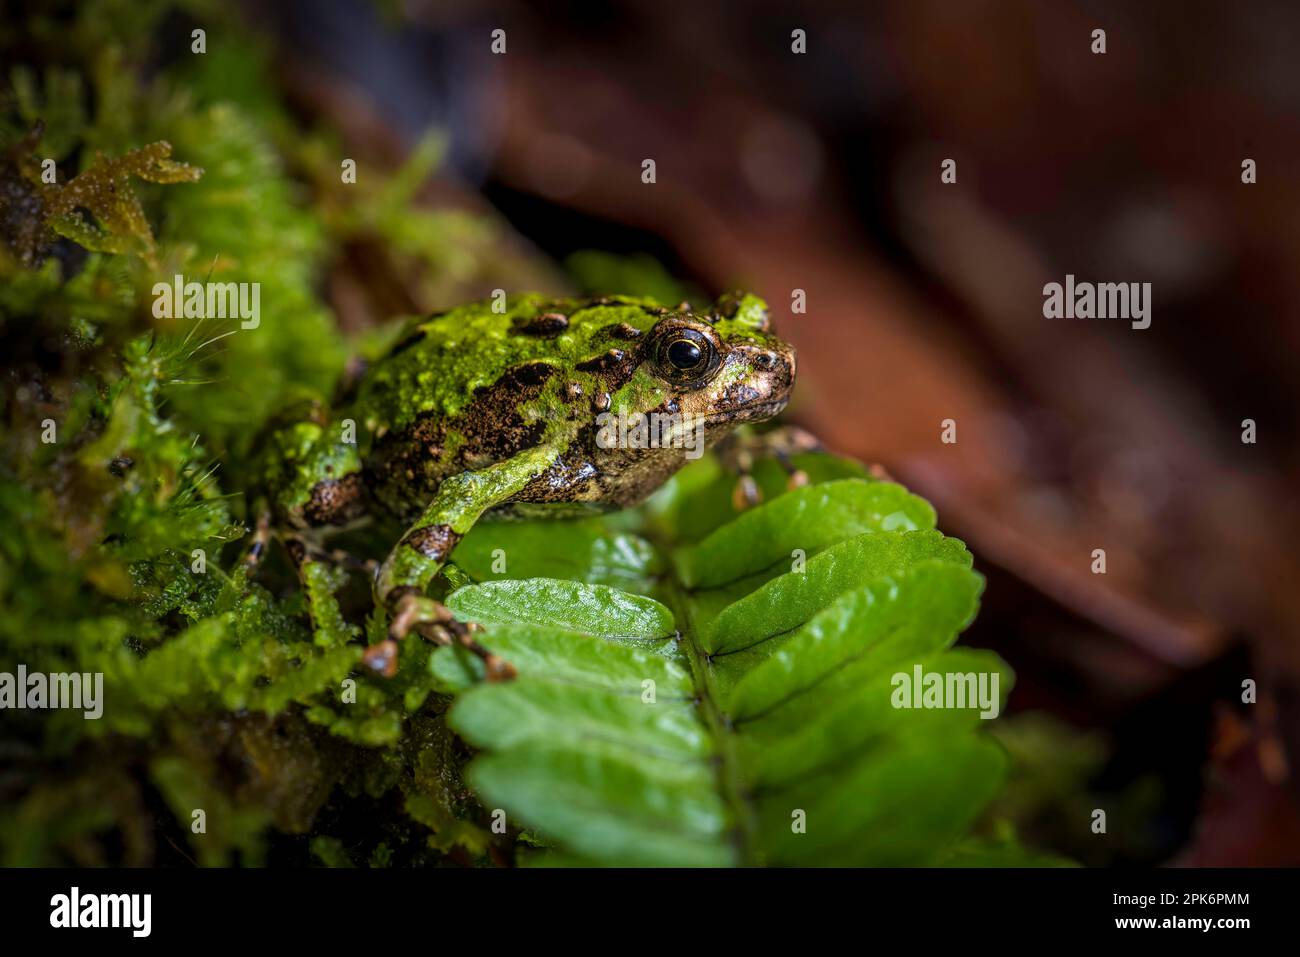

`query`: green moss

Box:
[0,0,511,867]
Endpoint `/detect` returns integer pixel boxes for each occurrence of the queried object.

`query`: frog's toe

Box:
[240,509,273,571]
[731,474,762,511]
[484,654,517,682]
[443,618,516,682]
[361,639,399,678]
[384,590,517,680]
[387,591,452,641]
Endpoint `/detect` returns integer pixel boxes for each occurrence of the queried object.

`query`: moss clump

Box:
[0,0,512,866]
[3,128,202,266]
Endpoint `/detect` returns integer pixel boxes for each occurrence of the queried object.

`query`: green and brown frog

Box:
[247,292,797,678]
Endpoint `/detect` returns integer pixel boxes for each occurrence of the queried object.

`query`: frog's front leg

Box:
[369,445,559,680]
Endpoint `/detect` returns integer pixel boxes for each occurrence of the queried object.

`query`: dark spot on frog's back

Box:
[604,322,643,340]
[506,361,553,387]
[470,361,556,408]
[576,348,629,375]
[517,312,569,336]
[369,359,558,506]
[403,523,461,561]
[458,361,555,457]
[476,361,554,393]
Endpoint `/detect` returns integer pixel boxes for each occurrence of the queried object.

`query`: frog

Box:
[246,291,797,680]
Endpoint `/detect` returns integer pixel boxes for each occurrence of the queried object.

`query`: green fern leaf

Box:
[432,455,1025,866]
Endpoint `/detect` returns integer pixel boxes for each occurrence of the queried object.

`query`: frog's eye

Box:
[667,337,702,369]
[655,328,718,382]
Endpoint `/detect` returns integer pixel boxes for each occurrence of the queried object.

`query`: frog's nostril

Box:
[754,351,777,371]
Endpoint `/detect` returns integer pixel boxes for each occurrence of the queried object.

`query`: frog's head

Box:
[640,292,795,431]
[580,293,794,507]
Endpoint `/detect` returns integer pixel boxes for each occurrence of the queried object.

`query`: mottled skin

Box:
[252,292,796,676]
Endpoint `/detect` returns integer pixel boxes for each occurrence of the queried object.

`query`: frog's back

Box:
[353,295,662,430]
[353,294,667,519]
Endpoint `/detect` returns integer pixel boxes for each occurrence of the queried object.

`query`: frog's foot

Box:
[374,591,516,681]
[752,425,822,490]
[240,509,273,571]
[732,471,762,512]
[360,639,400,678]
[719,426,823,510]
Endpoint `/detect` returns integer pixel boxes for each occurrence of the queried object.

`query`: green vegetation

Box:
[438,460,1056,866]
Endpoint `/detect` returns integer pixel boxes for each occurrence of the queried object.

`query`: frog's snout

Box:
[754,344,795,380]
[746,341,796,395]
[722,341,796,421]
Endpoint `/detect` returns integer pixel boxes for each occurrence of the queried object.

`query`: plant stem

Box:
[661,575,759,866]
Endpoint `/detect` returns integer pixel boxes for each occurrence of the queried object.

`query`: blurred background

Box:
[5,0,1299,865]
[252,0,1300,865]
